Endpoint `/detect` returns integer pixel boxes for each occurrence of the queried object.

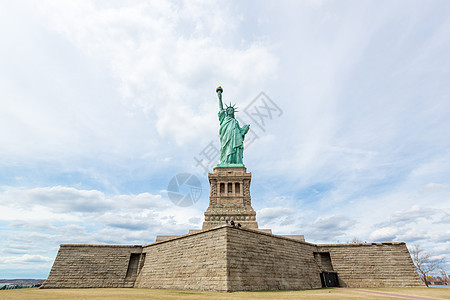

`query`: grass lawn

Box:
[0,287,449,300]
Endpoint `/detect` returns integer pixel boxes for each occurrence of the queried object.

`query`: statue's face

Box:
[226,107,235,117]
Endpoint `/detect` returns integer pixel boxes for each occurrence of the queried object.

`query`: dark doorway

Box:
[314,252,333,271]
[126,253,145,279]
[125,253,140,278]
[321,271,339,287]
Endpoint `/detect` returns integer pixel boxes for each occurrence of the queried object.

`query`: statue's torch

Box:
[216,86,223,101]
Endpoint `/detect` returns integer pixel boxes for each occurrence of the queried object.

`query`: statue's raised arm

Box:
[216,86,224,111]
[215,86,250,167]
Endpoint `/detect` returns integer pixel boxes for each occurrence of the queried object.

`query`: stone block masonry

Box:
[203,167,258,230]
[135,227,228,291]
[227,227,322,291]
[317,243,423,287]
[41,245,143,288]
[42,226,423,290]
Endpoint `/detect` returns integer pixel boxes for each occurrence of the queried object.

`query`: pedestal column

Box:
[202,166,258,230]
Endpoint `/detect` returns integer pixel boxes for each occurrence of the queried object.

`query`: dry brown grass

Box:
[0,287,449,300]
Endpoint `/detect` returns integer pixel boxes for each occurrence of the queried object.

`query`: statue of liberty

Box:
[216,86,250,166]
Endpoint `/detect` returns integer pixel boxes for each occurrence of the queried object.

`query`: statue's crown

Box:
[225,102,238,112]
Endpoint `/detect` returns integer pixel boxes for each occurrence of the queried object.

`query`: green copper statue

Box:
[216,86,250,166]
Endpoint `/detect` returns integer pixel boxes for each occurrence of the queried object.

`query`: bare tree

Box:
[409,245,444,287]
[346,237,364,243]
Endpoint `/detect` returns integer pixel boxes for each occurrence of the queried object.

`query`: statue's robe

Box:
[218,110,246,164]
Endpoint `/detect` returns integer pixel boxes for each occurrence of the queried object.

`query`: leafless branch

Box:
[409,245,445,287]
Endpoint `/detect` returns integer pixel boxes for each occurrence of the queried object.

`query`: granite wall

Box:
[41,244,143,288]
[42,226,422,290]
[134,227,228,291]
[317,243,423,287]
[226,227,322,291]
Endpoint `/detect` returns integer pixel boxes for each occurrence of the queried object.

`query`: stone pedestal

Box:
[202,166,258,230]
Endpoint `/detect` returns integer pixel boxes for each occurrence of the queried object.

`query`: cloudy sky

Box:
[1,0,449,279]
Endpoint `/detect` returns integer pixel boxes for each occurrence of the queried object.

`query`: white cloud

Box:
[420,183,450,193]
[297,215,354,242]
[0,185,204,245]
[257,207,297,228]
[398,228,429,243]
[0,1,277,164]
[437,210,450,224]
[4,186,111,213]
[0,254,53,264]
[429,231,450,244]
[34,0,277,148]
[309,215,353,231]
[369,227,400,242]
[0,183,209,277]
[258,207,296,220]
[390,205,437,225]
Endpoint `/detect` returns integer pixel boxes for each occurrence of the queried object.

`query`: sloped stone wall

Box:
[317,243,423,287]
[41,244,142,288]
[134,227,228,291]
[42,227,423,290]
[226,227,323,291]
